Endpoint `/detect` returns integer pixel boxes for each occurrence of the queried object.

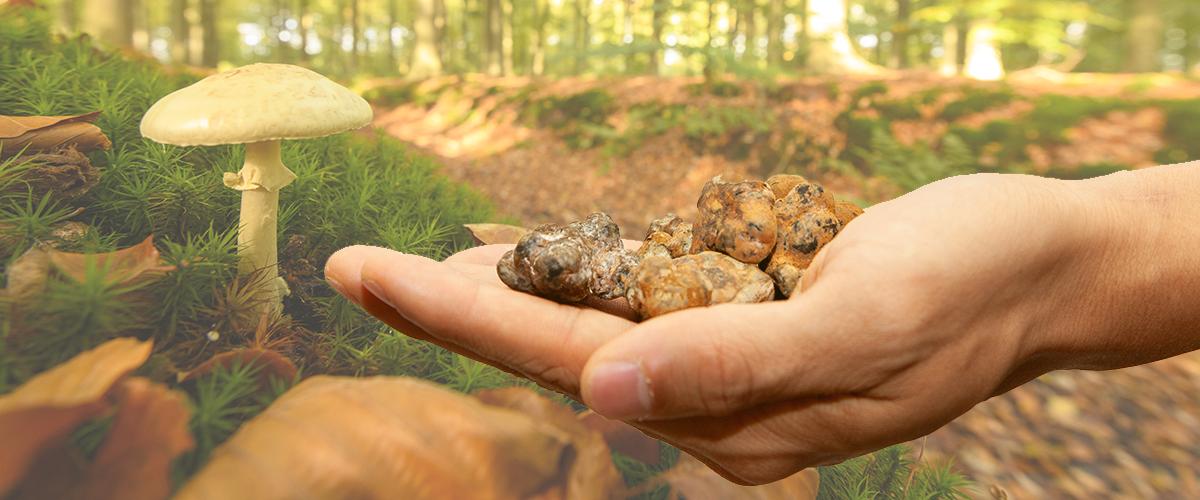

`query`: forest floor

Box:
[369,72,1200,498]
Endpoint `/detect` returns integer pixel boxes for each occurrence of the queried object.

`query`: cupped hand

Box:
[324,173,1114,485]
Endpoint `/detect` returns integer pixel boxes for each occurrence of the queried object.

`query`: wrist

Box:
[1027,165,1200,372]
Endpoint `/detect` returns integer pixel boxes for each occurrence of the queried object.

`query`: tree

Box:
[199,0,219,66]
[766,0,782,64]
[650,0,667,74]
[805,0,883,73]
[170,0,191,64]
[411,0,444,77]
[484,0,503,75]
[892,0,911,68]
[82,0,134,48]
[963,18,1004,80]
[1126,0,1163,72]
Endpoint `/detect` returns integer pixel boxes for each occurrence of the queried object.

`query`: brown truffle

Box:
[765,181,842,297]
[641,214,695,259]
[692,177,778,264]
[625,251,775,319]
[498,212,637,302]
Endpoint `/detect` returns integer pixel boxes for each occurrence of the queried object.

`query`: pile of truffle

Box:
[497,175,862,319]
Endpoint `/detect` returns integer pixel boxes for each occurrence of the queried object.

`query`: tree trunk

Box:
[805,0,882,74]
[766,0,782,64]
[502,0,514,75]
[349,0,360,71]
[295,0,310,62]
[704,0,716,80]
[57,0,79,34]
[83,0,134,48]
[170,0,191,63]
[743,0,757,61]
[650,0,667,74]
[623,0,635,73]
[1125,0,1162,72]
[963,18,1004,80]
[531,0,547,75]
[891,0,910,68]
[484,0,503,75]
[939,21,959,76]
[573,0,589,74]
[413,0,447,77]
[199,0,219,66]
[434,0,448,69]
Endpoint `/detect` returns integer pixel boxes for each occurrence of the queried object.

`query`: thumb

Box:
[580,286,859,421]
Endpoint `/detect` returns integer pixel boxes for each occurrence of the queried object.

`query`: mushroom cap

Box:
[140,63,373,146]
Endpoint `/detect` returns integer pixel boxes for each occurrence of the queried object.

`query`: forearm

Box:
[1039,163,1200,371]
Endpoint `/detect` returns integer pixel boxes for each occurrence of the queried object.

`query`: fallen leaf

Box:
[11,377,194,500]
[578,410,662,465]
[0,337,153,496]
[0,112,111,158]
[475,387,625,499]
[3,147,101,200]
[47,235,175,287]
[651,454,820,500]
[2,245,50,303]
[179,348,298,389]
[177,376,624,500]
[465,223,531,245]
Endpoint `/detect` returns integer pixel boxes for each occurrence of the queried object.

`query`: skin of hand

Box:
[323,165,1200,485]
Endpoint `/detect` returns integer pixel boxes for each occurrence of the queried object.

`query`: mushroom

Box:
[140,63,372,314]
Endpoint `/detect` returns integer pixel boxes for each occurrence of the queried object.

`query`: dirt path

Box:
[372,75,1200,498]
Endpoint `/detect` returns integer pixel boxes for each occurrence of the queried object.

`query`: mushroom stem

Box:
[224,140,296,314]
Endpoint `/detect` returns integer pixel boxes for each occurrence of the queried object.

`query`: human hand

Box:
[324,171,1191,484]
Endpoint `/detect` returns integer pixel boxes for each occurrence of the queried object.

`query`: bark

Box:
[296,0,311,61]
[531,0,547,75]
[199,0,219,67]
[573,0,588,74]
[804,0,882,74]
[57,0,78,33]
[170,0,191,63]
[484,0,503,75]
[350,0,360,71]
[1125,0,1163,72]
[502,0,514,75]
[623,0,635,72]
[82,0,134,48]
[939,21,959,76]
[412,0,446,77]
[963,18,1004,80]
[766,0,782,64]
[650,0,667,74]
[704,0,716,80]
[891,0,911,68]
[743,0,757,60]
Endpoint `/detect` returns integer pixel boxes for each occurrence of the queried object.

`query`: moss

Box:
[1025,94,1135,143]
[1156,99,1200,164]
[361,81,422,107]
[685,80,744,98]
[1042,162,1130,180]
[939,86,1016,121]
[817,445,972,500]
[851,81,890,102]
[873,98,923,121]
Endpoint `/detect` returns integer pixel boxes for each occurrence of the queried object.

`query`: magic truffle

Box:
[497,213,638,302]
[692,177,778,264]
[638,214,695,260]
[764,175,856,297]
[625,252,775,319]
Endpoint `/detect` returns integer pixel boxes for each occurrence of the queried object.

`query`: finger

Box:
[326,246,523,376]
[580,284,874,420]
[359,249,637,395]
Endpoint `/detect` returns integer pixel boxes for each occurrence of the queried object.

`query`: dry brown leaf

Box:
[179,348,298,389]
[578,410,662,466]
[652,454,820,500]
[3,147,101,200]
[0,338,153,495]
[11,377,194,500]
[177,376,622,500]
[465,223,532,245]
[47,235,175,287]
[0,112,111,158]
[475,387,624,499]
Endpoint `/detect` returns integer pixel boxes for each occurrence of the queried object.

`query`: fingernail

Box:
[325,276,347,297]
[587,362,652,419]
[361,278,396,309]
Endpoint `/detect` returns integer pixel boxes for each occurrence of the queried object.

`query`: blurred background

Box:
[7,0,1200,498]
